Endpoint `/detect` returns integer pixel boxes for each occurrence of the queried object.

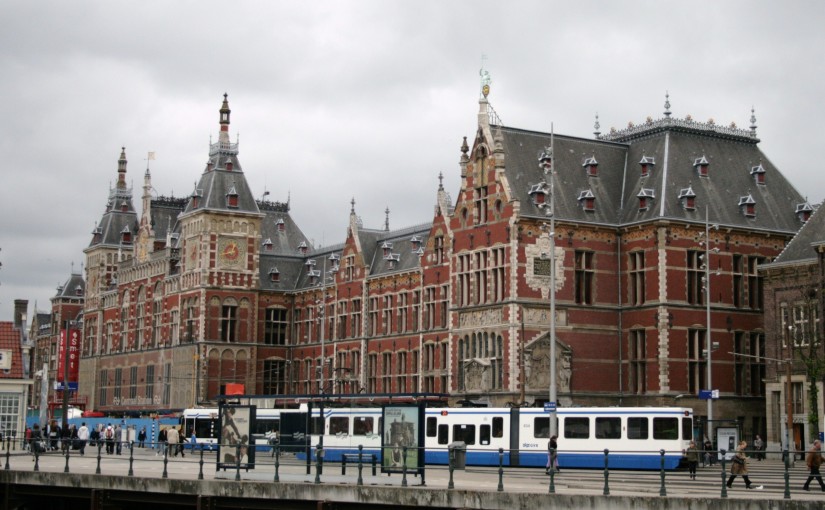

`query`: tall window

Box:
[152,282,163,347]
[439,284,449,328]
[170,309,179,345]
[574,251,594,305]
[221,303,238,342]
[337,301,348,339]
[491,247,505,302]
[0,394,21,437]
[351,299,362,338]
[411,348,419,392]
[136,287,145,350]
[434,236,445,265]
[344,255,355,282]
[749,332,766,396]
[382,295,393,334]
[369,297,379,336]
[382,352,392,392]
[457,254,471,306]
[397,351,407,393]
[629,251,645,305]
[264,308,288,345]
[474,186,488,224]
[145,365,155,400]
[424,287,436,330]
[114,367,122,402]
[491,334,504,389]
[185,299,197,343]
[412,291,420,332]
[163,363,171,406]
[263,360,287,394]
[367,353,378,393]
[629,330,646,394]
[129,366,138,399]
[99,369,108,406]
[474,251,488,304]
[399,293,409,333]
[747,257,765,309]
[732,255,744,308]
[120,291,130,351]
[688,329,707,394]
[686,251,704,305]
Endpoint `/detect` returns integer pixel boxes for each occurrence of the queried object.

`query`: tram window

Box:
[353,417,374,436]
[254,419,280,436]
[492,417,504,438]
[564,417,589,439]
[480,424,491,445]
[329,417,349,435]
[595,417,621,439]
[437,424,449,445]
[681,418,692,440]
[452,424,476,445]
[652,417,678,440]
[534,417,550,439]
[426,417,437,437]
[627,417,649,439]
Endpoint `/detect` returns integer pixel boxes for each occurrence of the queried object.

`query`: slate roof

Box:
[498,118,805,232]
[768,201,824,266]
[367,223,431,277]
[54,273,85,300]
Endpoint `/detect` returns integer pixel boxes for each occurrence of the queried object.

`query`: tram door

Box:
[509,408,520,466]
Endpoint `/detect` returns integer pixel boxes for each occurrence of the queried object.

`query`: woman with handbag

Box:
[726,440,762,489]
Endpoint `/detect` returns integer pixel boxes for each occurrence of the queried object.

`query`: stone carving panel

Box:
[458,308,503,328]
[524,237,565,299]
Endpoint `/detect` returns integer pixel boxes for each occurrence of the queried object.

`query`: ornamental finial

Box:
[749,106,757,136]
[664,91,671,118]
[593,113,601,138]
[479,55,491,98]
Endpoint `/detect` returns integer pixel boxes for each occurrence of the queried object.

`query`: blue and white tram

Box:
[422,406,693,470]
[306,407,383,462]
[183,407,292,451]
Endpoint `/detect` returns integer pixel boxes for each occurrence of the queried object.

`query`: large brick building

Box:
[70,85,809,440]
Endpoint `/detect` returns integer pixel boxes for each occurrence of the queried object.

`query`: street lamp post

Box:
[785,325,794,462]
[538,126,557,437]
[701,207,719,431]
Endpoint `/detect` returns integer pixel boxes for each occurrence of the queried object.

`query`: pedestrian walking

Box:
[104,423,115,454]
[178,427,186,457]
[686,440,699,479]
[703,437,714,466]
[546,435,559,474]
[753,435,764,461]
[166,427,179,457]
[115,424,123,455]
[77,422,89,456]
[137,427,147,448]
[158,427,168,456]
[726,440,763,490]
[802,439,825,491]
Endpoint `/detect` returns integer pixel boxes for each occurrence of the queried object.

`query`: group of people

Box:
[157,426,188,457]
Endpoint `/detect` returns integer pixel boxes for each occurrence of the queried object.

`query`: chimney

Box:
[13,299,28,329]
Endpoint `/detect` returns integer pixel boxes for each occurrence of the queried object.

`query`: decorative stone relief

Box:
[524,236,565,299]
[463,359,490,392]
[525,334,573,406]
[523,307,567,327]
[458,308,503,328]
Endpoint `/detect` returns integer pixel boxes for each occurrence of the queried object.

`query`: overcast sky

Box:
[1,1,823,321]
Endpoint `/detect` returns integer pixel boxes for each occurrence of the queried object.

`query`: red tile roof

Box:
[0,322,24,379]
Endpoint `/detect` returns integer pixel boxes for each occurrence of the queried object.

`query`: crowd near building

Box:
[13,77,824,454]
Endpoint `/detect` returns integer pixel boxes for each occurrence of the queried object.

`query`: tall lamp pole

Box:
[702,207,719,433]
[786,325,794,461]
[539,126,557,437]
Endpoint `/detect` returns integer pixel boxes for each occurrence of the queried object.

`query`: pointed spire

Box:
[593,113,601,138]
[219,93,231,142]
[117,147,128,189]
[350,197,356,214]
[384,207,390,231]
[664,91,671,118]
[749,106,757,136]
[438,171,444,190]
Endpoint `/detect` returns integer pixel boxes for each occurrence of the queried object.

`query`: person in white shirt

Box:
[77,422,89,456]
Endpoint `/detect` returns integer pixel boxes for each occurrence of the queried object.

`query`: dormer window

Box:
[329,253,340,271]
[750,163,766,185]
[738,194,756,217]
[226,186,239,208]
[308,269,321,285]
[796,202,814,223]
[120,200,129,212]
[640,156,655,177]
[225,159,233,171]
[694,156,710,177]
[637,188,655,211]
[276,218,285,232]
[75,285,83,296]
[678,186,697,211]
[386,253,400,269]
[92,226,103,244]
[269,267,280,282]
[583,156,598,177]
[410,235,422,251]
[577,189,596,211]
[305,259,316,268]
[298,241,308,255]
[262,238,273,251]
[120,226,132,244]
[381,241,393,258]
[528,183,548,206]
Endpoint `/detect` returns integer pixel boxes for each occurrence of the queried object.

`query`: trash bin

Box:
[449,441,467,470]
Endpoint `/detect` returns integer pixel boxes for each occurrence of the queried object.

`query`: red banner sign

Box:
[58,328,81,384]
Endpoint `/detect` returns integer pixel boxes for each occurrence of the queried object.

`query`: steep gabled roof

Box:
[0,322,25,379]
[768,202,824,266]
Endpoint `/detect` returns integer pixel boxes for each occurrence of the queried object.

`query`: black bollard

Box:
[314,444,323,485]
[497,447,504,492]
[603,449,610,496]
[272,442,279,483]
[720,449,727,498]
[783,447,790,499]
[128,441,134,476]
[659,449,666,496]
[162,444,169,479]
[402,447,408,487]
[356,444,363,487]
[33,444,40,472]
[64,444,70,473]
[448,445,455,490]
[549,447,556,494]
[5,437,10,471]
[95,442,102,475]
[199,447,205,481]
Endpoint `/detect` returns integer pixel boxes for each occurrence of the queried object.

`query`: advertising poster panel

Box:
[218,404,256,469]
[381,405,423,474]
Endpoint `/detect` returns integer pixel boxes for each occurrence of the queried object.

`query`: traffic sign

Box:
[544,402,557,412]
[698,390,719,400]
